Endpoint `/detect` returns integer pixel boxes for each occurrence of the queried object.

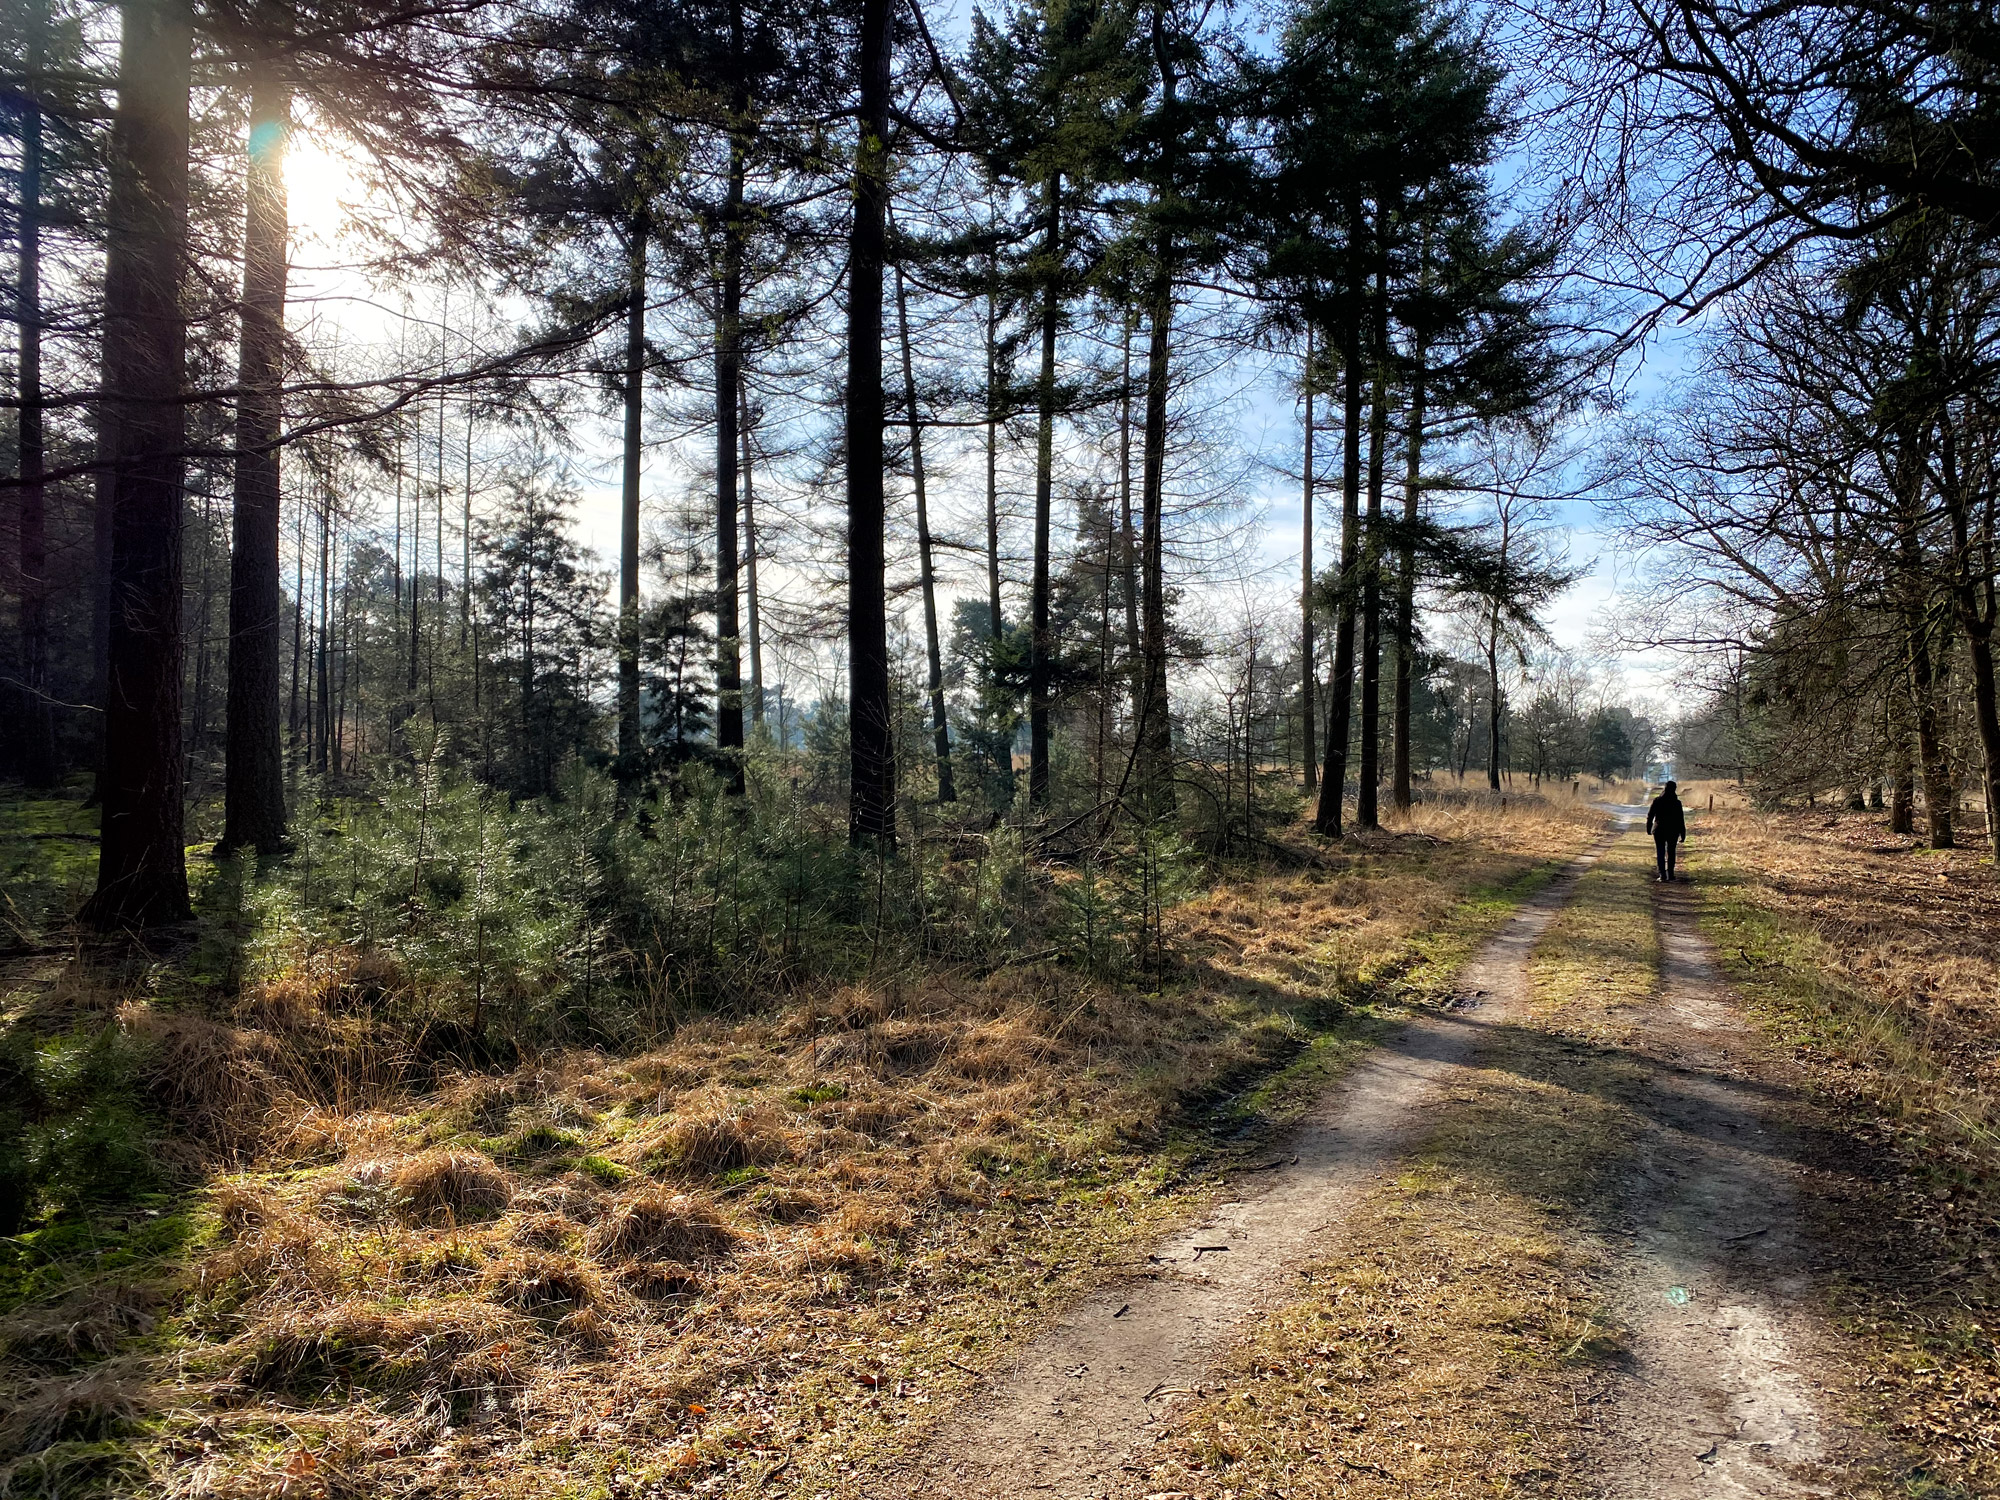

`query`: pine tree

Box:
[846,0,895,848]
[221,0,295,854]
[964,0,1141,809]
[85,0,195,927]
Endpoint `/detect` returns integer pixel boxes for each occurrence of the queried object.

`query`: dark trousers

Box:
[1655,834,1678,879]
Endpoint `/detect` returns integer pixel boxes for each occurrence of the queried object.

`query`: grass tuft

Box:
[387,1149,513,1225]
[584,1189,739,1264]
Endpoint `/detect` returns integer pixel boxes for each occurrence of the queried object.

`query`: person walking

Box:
[1647,780,1688,880]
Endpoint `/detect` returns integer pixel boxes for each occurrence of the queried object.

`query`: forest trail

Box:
[891,815,1862,1500]
[890,825,1623,1498]
[1583,873,1845,1497]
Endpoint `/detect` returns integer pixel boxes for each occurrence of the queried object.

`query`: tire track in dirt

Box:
[888,826,1627,1500]
[1584,871,1856,1498]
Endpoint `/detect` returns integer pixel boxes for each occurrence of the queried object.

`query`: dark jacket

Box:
[1647,792,1686,840]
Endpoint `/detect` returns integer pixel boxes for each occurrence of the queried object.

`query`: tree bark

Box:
[1299,325,1316,795]
[85,0,194,927]
[1137,259,1176,814]
[1956,587,2000,864]
[1393,353,1424,812]
[1393,231,1429,813]
[1890,727,1915,834]
[461,375,472,649]
[1486,600,1503,791]
[1029,176,1060,808]
[617,223,646,772]
[222,35,290,852]
[1939,418,2000,861]
[714,57,746,788]
[1313,263,1364,838]
[741,377,763,726]
[1357,253,1389,829]
[13,4,55,787]
[895,259,955,802]
[288,495,303,752]
[1905,597,1955,849]
[407,415,420,705]
[1119,309,1142,726]
[846,0,895,849]
[315,490,331,772]
[984,261,1003,641]
[1137,13,1181,818]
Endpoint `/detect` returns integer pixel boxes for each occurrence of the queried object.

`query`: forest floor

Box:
[2,790,1995,1499]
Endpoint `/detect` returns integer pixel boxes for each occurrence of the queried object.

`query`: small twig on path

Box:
[1339,1457,1397,1478]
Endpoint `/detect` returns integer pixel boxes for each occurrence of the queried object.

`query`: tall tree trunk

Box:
[1119,309,1142,721]
[1393,233,1428,813]
[1313,266,1363,837]
[223,34,290,852]
[1890,715,1915,834]
[1299,325,1316,795]
[288,497,303,752]
[1137,257,1176,814]
[617,223,646,772]
[1393,351,1424,812]
[435,287,447,618]
[1894,452,1954,848]
[846,0,895,849]
[1940,425,2000,861]
[315,494,331,772]
[191,480,216,764]
[1357,254,1389,830]
[895,260,956,802]
[715,76,746,789]
[389,379,402,719]
[1956,587,2000,864]
[334,550,351,775]
[984,261,1003,641]
[84,0,194,927]
[299,535,313,767]
[741,378,764,726]
[1486,601,1503,791]
[1029,177,1061,808]
[461,379,472,649]
[1905,599,1955,849]
[13,5,55,786]
[1137,15,1181,817]
[407,416,420,704]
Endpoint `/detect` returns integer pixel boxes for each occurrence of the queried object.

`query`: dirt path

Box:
[890,830,1625,1500]
[1583,873,1850,1498]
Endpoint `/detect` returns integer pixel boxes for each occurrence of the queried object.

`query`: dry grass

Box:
[1691,808,2000,1495]
[1693,806,2000,1137]
[585,1190,740,1264]
[0,792,1608,1499]
[1528,834,1661,1043]
[384,1149,515,1225]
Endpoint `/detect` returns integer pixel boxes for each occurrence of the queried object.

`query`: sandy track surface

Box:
[1584,874,1850,1498]
[889,831,1622,1500]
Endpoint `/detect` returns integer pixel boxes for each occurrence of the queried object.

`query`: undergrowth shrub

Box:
[238,755,1207,1051]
